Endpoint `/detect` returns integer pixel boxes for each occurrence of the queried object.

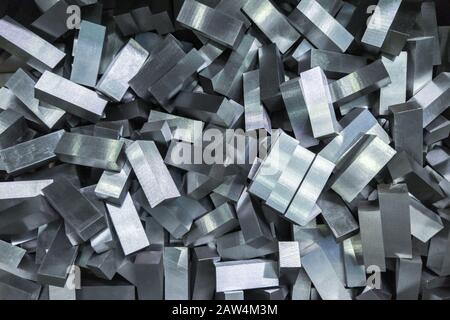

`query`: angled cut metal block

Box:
[54,132,125,171]
[0,109,27,149]
[164,247,189,300]
[396,256,422,300]
[192,246,220,300]
[406,36,434,98]
[0,270,41,300]
[243,70,271,132]
[176,0,245,49]
[35,71,107,123]
[409,197,443,243]
[259,43,285,112]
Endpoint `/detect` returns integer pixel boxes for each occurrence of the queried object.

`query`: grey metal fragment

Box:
[164,247,189,300]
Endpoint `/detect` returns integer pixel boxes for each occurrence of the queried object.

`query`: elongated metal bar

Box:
[0,130,64,175]
[0,270,41,300]
[285,154,335,226]
[0,109,27,149]
[317,191,359,242]
[54,132,125,171]
[396,256,422,300]
[176,0,244,49]
[289,0,353,53]
[292,268,311,300]
[6,69,65,129]
[96,39,149,102]
[361,0,402,52]
[242,0,300,54]
[126,141,180,208]
[410,197,443,243]
[148,49,204,106]
[419,2,441,66]
[389,102,423,165]
[192,246,220,300]
[95,160,132,205]
[35,71,107,123]
[0,240,26,270]
[302,243,352,300]
[259,43,285,112]
[378,184,412,259]
[70,21,106,87]
[106,193,149,256]
[42,178,106,241]
[300,67,339,139]
[329,60,391,105]
[164,247,189,300]
[406,37,434,98]
[408,72,450,128]
[331,135,396,203]
[0,16,65,70]
[215,259,279,292]
[0,87,40,125]
[378,52,407,116]
[243,70,271,132]
[342,236,366,288]
[0,180,53,201]
[425,116,450,145]
[280,78,318,148]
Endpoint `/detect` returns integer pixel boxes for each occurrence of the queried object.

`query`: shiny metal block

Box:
[406,37,434,98]
[243,70,271,132]
[0,109,27,149]
[164,247,189,300]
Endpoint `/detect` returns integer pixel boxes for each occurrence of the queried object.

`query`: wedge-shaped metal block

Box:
[330,60,391,105]
[164,247,189,300]
[300,67,339,139]
[408,72,450,128]
[37,223,78,287]
[425,116,450,145]
[95,160,132,205]
[331,135,396,203]
[148,49,204,106]
[129,35,185,101]
[406,37,434,98]
[0,270,41,300]
[389,102,423,165]
[30,0,69,40]
[172,91,243,128]
[0,109,27,149]
[54,132,125,171]
[409,197,443,243]
[0,240,26,270]
[242,0,300,54]
[426,147,450,181]
[192,246,220,300]
[396,256,422,300]
[184,202,239,246]
[0,87,40,126]
[280,78,318,148]
[97,39,149,102]
[285,154,335,226]
[361,0,402,52]
[378,184,412,259]
[0,130,64,175]
[70,21,106,87]
[298,49,367,79]
[378,52,407,116]
[0,180,53,201]
[176,0,244,49]
[0,16,65,70]
[289,0,353,53]
[126,141,180,208]
[215,259,279,292]
[106,193,149,256]
[320,108,390,165]
[6,69,65,129]
[35,71,107,123]
[317,191,359,242]
[302,244,352,300]
[243,70,271,132]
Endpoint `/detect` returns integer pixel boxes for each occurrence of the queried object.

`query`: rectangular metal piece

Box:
[358,202,386,272]
[285,154,335,226]
[0,240,26,269]
[378,184,412,259]
[176,0,244,49]
[0,270,41,300]
[396,256,422,300]
[259,43,285,112]
[342,236,366,288]
[242,0,300,54]
[54,132,125,171]
[42,178,106,241]
[410,197,443,243]
[164,247,189,300]
[0,180,53,200]
[70,20,106,87]
[419,2,441,66]
[361,0,402,51]
[215,259,279,292]
[96,39,149,102]
[378,52,408,116]
[280,78,318,148]
[389,102,423,165]
[95,160,132,205]
[409,72,450,128]
[6,69,65,129]
[289,0,353,53]
[300,67,339,139]
[106,193,149,256]
[0,130,64,175]
[243,70,271,132]
[0,16,65,70]
[302,244,352,300]
[406,37,434,98]
[330,60,391,105]
[317,191,359,242]
[35,71,107,123]
[331,135,396,203]
[0,109,27,149]
[126,141,180,208]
